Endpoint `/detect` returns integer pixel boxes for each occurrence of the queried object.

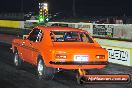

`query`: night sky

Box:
[0,0,132,16]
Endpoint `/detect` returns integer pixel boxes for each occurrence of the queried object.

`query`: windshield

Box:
[50,31,94,43]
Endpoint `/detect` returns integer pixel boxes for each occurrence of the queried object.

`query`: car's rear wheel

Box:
[37,58,55,80]
[13,51,23,69]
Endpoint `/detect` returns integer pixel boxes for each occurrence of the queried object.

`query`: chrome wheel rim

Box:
[14,53,19,66]
[37,59,44,76]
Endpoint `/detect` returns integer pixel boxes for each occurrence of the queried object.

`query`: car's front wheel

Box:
[37,58,55,80]
[13,51,23,69]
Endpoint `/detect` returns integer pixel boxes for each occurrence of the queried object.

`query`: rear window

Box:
[50,31,94,43]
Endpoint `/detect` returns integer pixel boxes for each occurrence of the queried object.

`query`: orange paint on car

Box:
[12,26,108,70]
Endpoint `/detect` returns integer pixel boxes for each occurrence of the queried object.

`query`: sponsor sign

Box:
[77,24,91,29]
[81,74,130,84]
[24,21,39,28]
[102,46,130,66]
[0,20,21,28]
[24,21,34,28]
[68,24,76,28]
[75,23,93,35]
[93,25,114,38]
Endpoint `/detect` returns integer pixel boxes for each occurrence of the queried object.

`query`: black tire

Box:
[13,51,23,69]
[37,58,55,80]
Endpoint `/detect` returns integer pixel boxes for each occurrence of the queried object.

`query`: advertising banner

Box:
[76,23,93,35]
[24,20,40,29]
[102,46,130,66]
[47,22,93,35]
[0,20,21,28]
[93,24,114,38]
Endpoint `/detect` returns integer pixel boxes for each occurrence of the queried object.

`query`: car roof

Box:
[36,26,85,32]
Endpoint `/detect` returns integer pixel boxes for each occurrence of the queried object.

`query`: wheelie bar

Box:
[76,68,87,84]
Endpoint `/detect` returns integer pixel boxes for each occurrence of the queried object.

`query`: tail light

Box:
[55,54,67,60]
[96,55,105,59]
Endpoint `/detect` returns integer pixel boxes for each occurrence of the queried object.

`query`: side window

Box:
[28,28,43,42]
[80,32,94,43]
[85,33,94,43]
[80,33,87,42]
[50,32,56,42]
[36,30,43,42]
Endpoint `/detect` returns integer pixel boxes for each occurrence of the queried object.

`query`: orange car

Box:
[12,26,108,79]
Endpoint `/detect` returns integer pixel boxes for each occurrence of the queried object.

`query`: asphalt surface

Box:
[0,35,132,88]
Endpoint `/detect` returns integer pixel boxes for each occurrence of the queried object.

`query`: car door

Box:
[29,29,43,64]
[22,28,42,63]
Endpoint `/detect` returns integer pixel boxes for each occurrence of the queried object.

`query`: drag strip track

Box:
[0,42,132,88]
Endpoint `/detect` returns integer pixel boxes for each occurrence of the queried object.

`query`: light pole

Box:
[72,0,76,17]
[21,0,23,12]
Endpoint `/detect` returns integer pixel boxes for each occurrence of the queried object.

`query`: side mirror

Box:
[23,35,29,40]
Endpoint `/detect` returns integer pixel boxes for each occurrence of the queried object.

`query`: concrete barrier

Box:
[47,22,93,35]
[95,38,132,66]
[47,22,132,40]
[113,24,132,40]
